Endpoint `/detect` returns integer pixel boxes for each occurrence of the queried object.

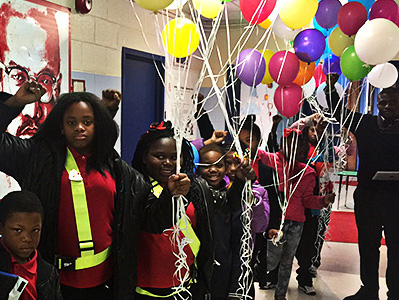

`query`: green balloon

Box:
[340,45,373,81]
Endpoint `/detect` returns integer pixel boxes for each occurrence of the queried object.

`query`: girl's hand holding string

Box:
[235,160,256,181]
[168,174,191,196]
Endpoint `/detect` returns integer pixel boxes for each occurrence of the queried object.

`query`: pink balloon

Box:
[239,0,277,25]
[314,64,326,88]
[337,2,368,36]
[369,0,398,22]
[274,84,303,118]
[394,7,399,27]
[269,51,300,86]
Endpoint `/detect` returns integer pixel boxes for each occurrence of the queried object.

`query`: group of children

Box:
[0,82,335,300]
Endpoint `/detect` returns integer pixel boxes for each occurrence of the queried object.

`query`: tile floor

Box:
[254,183,390,300]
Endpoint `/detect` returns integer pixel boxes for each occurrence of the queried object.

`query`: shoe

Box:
[259,281,277,290]
[343,286,379,300]
[274,296,287,300]
[299,285,316,295]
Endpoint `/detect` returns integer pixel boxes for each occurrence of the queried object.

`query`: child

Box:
[0,82,183,299]
[223,142,270,298]
[223,142,270,241]
[238,115,280,289]
[131,121,213,300]
[259,130,335,300]
[0,190,62,299]
[197,144,255,300]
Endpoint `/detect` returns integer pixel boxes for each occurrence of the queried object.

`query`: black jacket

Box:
[0,244,63,300]
[0,92,172,299]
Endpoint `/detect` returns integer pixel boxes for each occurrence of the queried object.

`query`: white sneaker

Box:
[299,285,316,295]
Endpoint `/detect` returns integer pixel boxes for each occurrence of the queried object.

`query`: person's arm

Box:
[204,130,228,146]
[266,115,282,152]
[102,89,121,118]
[258,149,277,168]
[325,74,363,133]
[195,93,215,140]
[140,172,191,233]
[0,82,45,181]
[300,171,335,209]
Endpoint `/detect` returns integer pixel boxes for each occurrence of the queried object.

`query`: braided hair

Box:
[131,121,195,180]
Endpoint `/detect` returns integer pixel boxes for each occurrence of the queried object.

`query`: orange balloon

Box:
[293,60,315,86]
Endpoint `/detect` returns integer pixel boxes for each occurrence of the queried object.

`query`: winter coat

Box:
[0,92,172,300]
[0,244,63,300]
[258,150,326,223]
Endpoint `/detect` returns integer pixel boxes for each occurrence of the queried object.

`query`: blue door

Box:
[121,48,164,162]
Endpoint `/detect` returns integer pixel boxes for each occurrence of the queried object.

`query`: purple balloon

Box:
[294,29,326,63]
[369,0,398,22]
[235,49,266,86]
[315,0,342,29]
[322,53,342,75]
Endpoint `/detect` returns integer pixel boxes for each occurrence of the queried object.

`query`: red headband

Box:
[283,128,302,138]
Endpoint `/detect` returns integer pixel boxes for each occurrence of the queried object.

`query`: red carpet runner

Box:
[327,211,385,245]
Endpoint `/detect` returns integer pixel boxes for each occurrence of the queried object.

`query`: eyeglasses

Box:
[1,63,57,103]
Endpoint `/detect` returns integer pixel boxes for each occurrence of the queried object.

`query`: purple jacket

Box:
[225,177,270,237]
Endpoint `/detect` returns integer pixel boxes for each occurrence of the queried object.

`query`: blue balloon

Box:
[294,29,326,63]
[322,53,342,75]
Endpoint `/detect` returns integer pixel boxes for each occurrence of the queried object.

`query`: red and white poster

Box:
[0,0,70,197]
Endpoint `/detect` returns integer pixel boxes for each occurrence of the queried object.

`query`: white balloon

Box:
[354,19,399,65]
[317,82,344,109]
[272,15,301,41]
[302,77,316,98]
[367,63,398,88]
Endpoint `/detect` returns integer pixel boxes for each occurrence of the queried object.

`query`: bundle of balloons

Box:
[234,0,399,117]
[136,0,399,118]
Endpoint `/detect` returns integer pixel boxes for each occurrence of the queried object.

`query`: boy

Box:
[0,190,62,300]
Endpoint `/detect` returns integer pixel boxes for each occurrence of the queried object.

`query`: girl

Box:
[259,129,335,300]
[0,82,185,300]
[197,144,255,300]
[131,121,213,300]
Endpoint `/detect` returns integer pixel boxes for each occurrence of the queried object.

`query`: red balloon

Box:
[274,84,303,118]
[370,0,399,22]
[337,2,367,36]
[239,0,277,25]
[269,51,300,86]
[314,64,326,88]
[394,7,399,27]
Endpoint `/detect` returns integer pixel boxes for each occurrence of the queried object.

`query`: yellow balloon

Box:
[260,49,275,84]
[193,0,223,19]
[329,27,355,57]
[259,18,272,29]
[162,18,200,58]
[135,0,174,12]
[279,0,318,29]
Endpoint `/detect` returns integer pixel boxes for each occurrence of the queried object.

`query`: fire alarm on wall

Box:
[76,0,92,14]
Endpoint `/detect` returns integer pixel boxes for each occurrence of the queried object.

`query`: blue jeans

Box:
[274,220,304,298]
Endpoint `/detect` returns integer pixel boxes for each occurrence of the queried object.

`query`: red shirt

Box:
[136,202,197,288]
[10,249,38,300]
[56,147,116,288]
